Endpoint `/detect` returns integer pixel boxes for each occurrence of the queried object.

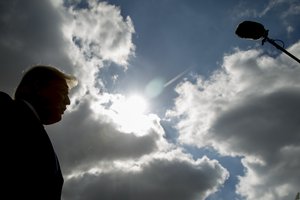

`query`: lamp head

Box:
[235,21,268,40]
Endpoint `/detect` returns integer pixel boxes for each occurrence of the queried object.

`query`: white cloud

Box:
[48,92,229,199]
[62,0,135,67]
[0,1,254,199]
[62,150,229,200]
[55,0,136,101]
[232,0,300,23]
[167,41,300,199]
[40,1,230,199]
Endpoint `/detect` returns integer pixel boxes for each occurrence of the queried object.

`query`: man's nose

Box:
[65,96,71,105]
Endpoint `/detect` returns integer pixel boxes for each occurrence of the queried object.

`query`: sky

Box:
[1,0,300,200]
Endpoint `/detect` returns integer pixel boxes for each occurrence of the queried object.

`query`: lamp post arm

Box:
[265,37,300,64]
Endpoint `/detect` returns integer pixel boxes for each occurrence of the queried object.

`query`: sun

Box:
[114,95,147,116]
[110,94,152,134]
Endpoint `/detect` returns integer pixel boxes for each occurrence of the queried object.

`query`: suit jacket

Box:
[0,91,64,200]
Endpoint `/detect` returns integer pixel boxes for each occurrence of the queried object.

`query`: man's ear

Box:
[32,80,45,93]
[19,81,44,100]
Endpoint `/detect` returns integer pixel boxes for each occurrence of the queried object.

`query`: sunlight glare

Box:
[117,95,147,116]
[111,94,151,134]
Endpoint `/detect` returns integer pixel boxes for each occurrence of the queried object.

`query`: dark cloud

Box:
[0,0,73,94]
[62,156,228,200]
[211,88,300,199]
[212,88,300,158]
[168,45,300,199]
[49,98,159,174]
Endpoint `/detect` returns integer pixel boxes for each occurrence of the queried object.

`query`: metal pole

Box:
[266,37,300,64]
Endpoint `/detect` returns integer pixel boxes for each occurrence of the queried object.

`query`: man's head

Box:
[14,65,77,125]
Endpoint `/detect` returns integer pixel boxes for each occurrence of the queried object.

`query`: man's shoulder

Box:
[0,92,36,120]
[0,92,14,124]
[0,91,13,106]
[0,91,12,100]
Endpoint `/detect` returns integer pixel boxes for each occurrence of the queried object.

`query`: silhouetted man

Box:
[0,65,77,200]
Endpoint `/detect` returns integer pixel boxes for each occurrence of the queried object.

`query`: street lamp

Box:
[235,20,300,64]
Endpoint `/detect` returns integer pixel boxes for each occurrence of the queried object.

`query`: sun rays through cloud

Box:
[110,94,152,134]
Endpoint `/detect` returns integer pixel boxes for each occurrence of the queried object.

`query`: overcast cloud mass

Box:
[1,0,300,200]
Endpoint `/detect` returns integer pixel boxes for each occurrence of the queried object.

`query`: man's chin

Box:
[43,115,62,125]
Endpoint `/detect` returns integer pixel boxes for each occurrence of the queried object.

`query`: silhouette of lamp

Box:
[235,20,300,64]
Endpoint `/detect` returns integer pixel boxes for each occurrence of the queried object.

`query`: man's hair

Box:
[14,65,77,100]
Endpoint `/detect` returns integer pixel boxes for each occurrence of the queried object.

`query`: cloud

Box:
[0,0,73,94]
[48,91,228,199]
[62,151,229,200]
[49,97,162,174]
[0,0,230,199]
[62,0,135,67]
[54,0,136,101]
[232,0,300,21]
[167,41,300,199]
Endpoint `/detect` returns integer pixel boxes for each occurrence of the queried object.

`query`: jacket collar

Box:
[21,99,41,122]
